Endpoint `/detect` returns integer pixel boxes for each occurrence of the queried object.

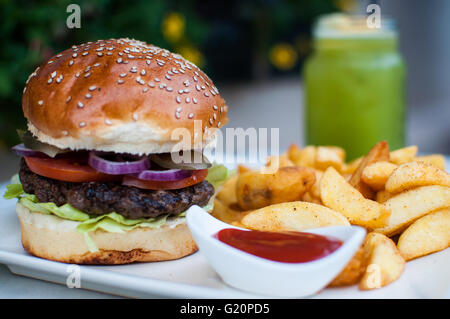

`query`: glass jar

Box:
[303,14,406,160]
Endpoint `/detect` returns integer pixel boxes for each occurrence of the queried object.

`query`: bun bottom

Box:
[17,203,197,264]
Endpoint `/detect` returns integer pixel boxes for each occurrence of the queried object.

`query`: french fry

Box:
[216,174,238,207]
[320,167,390,229]
[385,161,450,194]
[361,161,397,191]
[241,201,349,232]
[375,190,393,203]
[287,144,316,167]
[236,166,316,210]
[390,146,418,165]
[315,146,346,171]
[349,141,390,199]
[414,154,446,170]
[374,185,450,236]
[359,232,405,290]
[329,248,366,287]
[397,208,450,261]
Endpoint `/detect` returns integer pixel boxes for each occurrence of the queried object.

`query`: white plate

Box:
[0,158,449,298]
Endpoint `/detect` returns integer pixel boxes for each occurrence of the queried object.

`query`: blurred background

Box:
[0,0,449,179]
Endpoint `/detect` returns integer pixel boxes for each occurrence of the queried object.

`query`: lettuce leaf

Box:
[3,183,24,199]
[206,164,234,189]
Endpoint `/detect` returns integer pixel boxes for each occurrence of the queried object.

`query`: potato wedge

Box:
[211,198,249,225]
[310,169,324,199]
[390,146,418,165]
[216,174,238,207]
[361,161,398,191]
[414,154,446,170]
[315,146,346,171]
[359,232,405,290]
[385,161,450,194]
[329,248,365,287]
[287,144,316,167]
[265,154,294,169]
[320,167,390,229]
[374,185,450,236]
[349,141,390,199]
[302,192,322,204]
[342,156,363,175]
[236,166,316,210]
[375,190,393,203]
[397,208,450,261]
[241,201,349,232]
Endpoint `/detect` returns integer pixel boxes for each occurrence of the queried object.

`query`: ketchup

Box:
[215,228,342,263]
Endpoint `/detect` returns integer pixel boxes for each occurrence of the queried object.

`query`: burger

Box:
[3,38,229,264]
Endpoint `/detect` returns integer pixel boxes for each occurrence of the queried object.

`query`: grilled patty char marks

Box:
[19,158,214,219]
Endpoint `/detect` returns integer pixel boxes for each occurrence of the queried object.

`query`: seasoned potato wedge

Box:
[216,174,238,207]
[361,161,397,191]
[236,166,316,210]
[309,169,324,199]
[241,201,349,232]
[375,190,393,203]
[374,185,450,236]
[390,146,418,165]
[287,144,316,167]
[385,161,450,194]
[359,232,405,290]
[329,248,366,287]
[315,146,346,171]
[342,156,363,175]
[265,154,294,169]
[397,208,450,260]
[414,154,446,170]
[302,192,322,204]
[211,198,250,225]
[320,167,390,229]
[349,141,390,199]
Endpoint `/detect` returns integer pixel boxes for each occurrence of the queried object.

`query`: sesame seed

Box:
[105,119,112,125]
[85,66,91,72]
[176,107,182,112]
[69,60,74,66]
[213,105,218,110]
[193,76,198,82]
[120,73,126,78]
[146,60,151,65]
[166,87,173,92]
[188,113,194,119]
[175,112,181,119]
[133,113,139,121]
[213,113,217,120]
[82,52,89,56]
[139,80,145,85]
[38,100,43,106]
[72,53,78,58]
[66,96,71,102]
[140,70,146,76]
[186,97,191,103]
[51,71,57,78]
[48,60,54,64]
[77,102,84,108]
[106,52,112,56]
[84,73,91,78]
[130,67,137,73]
[56,77,62,83]
[178,89,184,94]
[204,92,210,97]
[62,130,69,136]
[196,85,201,91]
[176,96,181,103]
[154,78,160,82]
[193,98,198,104]
[75,72,80,78]
[148,82,155,88]
[79,122,86,128]
[47,78,52,84]
[94,63,101,67]
[184,89,190,93]
[217,122,221,127]
[143,87,148,93]
[117,58,123,63]
[89,86,97,91]
[184,80,190,86]
[117,79,124,84]
[85,94,92,99]
[165,75,171,80]
[209,118,213,125]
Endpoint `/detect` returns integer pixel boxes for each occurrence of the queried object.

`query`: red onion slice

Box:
[88,152,150,175]
[12,144,48,158]
[134,169,193,181]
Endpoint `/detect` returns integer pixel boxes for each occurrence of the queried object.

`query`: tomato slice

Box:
[24,156,120,183]
[122,169,208,190]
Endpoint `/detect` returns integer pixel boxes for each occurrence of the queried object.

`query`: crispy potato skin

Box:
[361,161,397,191]
[236,166,316,210]
[349,141,390,199]
[359,232,405,290]
[390,146,418,165]
[329,248,366,287]
[385,161,450,194]
[414,154,445,170]
[397,208,450,261]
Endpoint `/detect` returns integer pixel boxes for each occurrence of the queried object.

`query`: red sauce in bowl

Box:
[215,228,342,263]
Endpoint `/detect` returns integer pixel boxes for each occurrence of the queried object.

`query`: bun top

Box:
[22,38,228,154]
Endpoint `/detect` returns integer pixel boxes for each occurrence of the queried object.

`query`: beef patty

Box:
[19,158,214,219]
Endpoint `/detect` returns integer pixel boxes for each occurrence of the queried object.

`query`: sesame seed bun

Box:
[17,202,198,264]
[22,38,228,154]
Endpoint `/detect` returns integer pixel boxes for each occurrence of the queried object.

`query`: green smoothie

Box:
[303,14,406,160]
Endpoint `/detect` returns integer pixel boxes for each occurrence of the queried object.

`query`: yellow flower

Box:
[177,46,204,68]
[269,43,298,71]
[162,12,185,43]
